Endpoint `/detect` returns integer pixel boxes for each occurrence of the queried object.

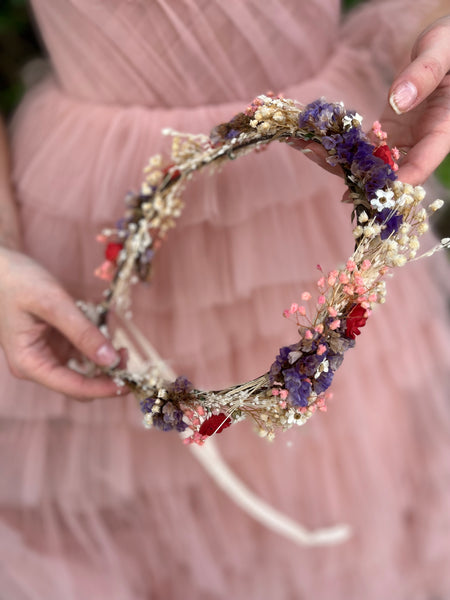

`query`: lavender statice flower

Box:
[302,353,324,377]
[225,128,240,139]
[322,134,343,151]
[283,367,312,407]
[162,401,188,432]
[334,127,365,165]
[170,375,192,394]
[314,370,334,395]
[364,164,396,200]
[269,343,300,382]
[140,397,156,414]
[140,395,187,432]
[298,99,345,136]
[327,352,345,371]
[376,208,403,239]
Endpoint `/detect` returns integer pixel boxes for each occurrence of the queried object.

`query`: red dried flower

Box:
[199,413,232,436]
[345,304,368,339]
[105,242,124,262]
[162,164,181,182]
[373,145,395,169]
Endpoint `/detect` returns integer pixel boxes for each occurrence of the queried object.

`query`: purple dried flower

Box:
[170,375,192,394]
[269,344,299,382]
[225,128,240,139]
[327,352,344,371]
[314,370,334,395]
[376,208,403,239]
[140,397,156,414]
[302,353,324,377]
[298,99,345,136]
[283,367,311,407]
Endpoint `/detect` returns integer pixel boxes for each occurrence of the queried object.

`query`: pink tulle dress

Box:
[1,1,449,598]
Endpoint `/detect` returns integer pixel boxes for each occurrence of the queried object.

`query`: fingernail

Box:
[96,343,120,367]
[389,81,417,114]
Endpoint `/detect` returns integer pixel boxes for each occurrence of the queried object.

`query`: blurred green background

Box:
[0,0,449,240]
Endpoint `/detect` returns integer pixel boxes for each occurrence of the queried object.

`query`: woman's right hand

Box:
[0,247,127,400]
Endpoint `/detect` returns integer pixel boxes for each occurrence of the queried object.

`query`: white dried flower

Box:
[413,186,426,202]
[428,199,444,212]
[403,183,414,196]
[416,208,427,222]
[260,106,274,118]
[371,189,396,211]
[272,110,285,123]
[258,122,271,134]
[149,154,162,168]
[396,193,412,207]
[358,211,369,223]
[363,225,376,238]
[409,236,420,250]
[392,255,407,267]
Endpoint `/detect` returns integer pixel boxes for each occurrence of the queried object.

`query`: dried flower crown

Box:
[84,94,448,445]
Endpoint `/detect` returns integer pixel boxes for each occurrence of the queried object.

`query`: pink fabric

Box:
[1,0,449,598]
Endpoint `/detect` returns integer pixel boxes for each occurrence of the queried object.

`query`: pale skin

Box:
[0,121,126,400]
[0,15,449,401]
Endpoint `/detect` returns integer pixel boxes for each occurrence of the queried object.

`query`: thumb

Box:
[34,290,120,367]
[389,16,450,114]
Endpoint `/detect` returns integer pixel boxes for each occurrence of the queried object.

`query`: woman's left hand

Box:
[381,15,450,185]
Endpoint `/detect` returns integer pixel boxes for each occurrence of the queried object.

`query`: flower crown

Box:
[85,95,448,445]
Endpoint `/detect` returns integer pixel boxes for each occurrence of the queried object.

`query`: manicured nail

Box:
[389,81,417,114]
[96,343,120,367]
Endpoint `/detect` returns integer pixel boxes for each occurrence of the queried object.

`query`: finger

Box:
[395,129,450,185]
[288,139,344,177]
[32,290,120,368]
[389,18,450,114]
[30,362,129,399]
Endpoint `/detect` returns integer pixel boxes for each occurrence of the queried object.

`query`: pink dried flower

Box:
[301,291,312,301]
[318,295,326,305]
[305,330,313,340]
[94,260,115,281]
[329,319,341,330]
[327,270,339,285]
[317,276,325,290]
